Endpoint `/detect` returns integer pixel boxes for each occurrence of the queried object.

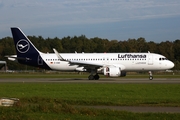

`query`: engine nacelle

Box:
[75,67,86,72]
[103,66,126,77]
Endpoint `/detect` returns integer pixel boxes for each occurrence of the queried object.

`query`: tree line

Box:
[0,35,179,70]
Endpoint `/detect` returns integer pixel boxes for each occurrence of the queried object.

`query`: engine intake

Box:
[103,66,126,77]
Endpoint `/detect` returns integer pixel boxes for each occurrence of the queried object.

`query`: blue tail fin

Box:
[11,27,40,58]
[10,27,50,69]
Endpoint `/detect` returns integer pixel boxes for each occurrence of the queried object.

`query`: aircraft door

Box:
[106,57,109,64]
[132,58,135,65]
[103,57,109,64]
[38,55,43,65]
[148,54,153,65]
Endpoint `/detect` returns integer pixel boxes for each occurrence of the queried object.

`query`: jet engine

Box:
[75,67,87,72]
[103,66,126,77]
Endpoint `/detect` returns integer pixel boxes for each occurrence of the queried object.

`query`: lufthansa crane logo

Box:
[16,39,30,53]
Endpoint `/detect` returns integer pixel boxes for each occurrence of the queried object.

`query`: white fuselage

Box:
[40,52,174,72]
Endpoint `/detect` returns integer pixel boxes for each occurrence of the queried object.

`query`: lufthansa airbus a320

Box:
[6,27,174,80]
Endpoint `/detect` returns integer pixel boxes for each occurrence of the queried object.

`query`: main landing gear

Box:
[149,71,153,80]
[88,73,100,80]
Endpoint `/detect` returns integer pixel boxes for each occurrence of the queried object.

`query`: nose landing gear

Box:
[149,71,153,80]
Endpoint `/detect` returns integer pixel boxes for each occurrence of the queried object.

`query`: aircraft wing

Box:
[53,48,104,69]
[53,48,126,70]
[70,60,103,69]
[69,60,126,72]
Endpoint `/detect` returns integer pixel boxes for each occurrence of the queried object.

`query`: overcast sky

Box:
[0,0,180,42]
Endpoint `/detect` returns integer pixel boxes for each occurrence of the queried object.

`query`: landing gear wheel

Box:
[88,75,94,80]
[94,74,100,80]
[149,76,153,80]
[149,71,153,80]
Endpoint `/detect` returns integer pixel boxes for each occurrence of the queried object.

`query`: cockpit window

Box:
[159,58,168,61]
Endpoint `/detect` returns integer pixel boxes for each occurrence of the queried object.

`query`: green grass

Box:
[0,73,180,119]
[0,83,180,106]
[1,104,180,120]
[0,83,180,119]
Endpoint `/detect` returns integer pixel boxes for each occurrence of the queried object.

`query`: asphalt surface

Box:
[0,77,180,84]
[0,77,180,113]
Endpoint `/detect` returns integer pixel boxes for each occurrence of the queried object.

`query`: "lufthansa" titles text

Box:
[118,54,146,58]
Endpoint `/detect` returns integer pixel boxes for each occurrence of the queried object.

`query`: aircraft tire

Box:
[149,76,153,80]
[94,74,100,80]
[88,75,94,80]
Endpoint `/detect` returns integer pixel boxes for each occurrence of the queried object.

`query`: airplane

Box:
[6,27,174,80]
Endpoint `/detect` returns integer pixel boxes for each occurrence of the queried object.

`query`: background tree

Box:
[147,41,158,53]
[173,40,180,70]
[136,37,147,52]
[158,41,174,61]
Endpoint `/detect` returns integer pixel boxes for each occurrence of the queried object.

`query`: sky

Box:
[0,0,180,42]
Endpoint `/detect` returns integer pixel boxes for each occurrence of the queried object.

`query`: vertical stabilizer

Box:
[11,27,41,58]
[10,27,50,69]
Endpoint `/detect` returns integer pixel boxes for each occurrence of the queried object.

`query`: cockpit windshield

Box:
[159,58,168,61]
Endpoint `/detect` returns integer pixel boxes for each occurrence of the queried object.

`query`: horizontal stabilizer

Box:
[5,55,31,61]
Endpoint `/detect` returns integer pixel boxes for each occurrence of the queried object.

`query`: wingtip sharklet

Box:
[53,48,66,61]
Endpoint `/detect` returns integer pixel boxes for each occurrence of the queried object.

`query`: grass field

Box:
[0,73,180,120]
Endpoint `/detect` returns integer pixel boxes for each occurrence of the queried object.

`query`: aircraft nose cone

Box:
[168,61,174,69]
[171,62,175,68]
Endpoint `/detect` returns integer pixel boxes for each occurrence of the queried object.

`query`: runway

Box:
[0,77,180,84]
